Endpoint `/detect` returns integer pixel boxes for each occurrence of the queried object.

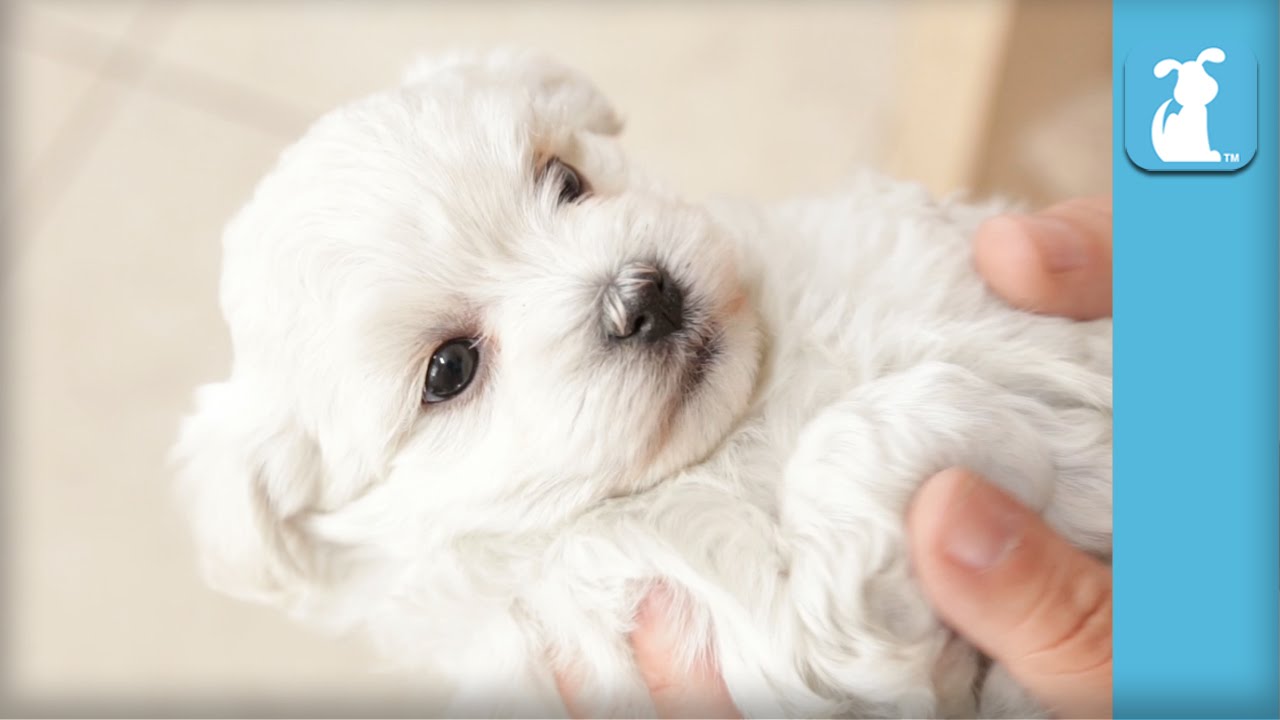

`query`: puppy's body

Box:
[175,52,1111,718]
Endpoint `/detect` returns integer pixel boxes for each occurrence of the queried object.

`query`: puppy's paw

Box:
[778,361,1060,715]
[402,48,623,136]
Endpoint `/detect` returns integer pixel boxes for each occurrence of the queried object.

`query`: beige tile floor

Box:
[3,0,1109,714]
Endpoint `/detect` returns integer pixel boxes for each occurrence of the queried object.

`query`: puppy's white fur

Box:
[174,50,1111,718]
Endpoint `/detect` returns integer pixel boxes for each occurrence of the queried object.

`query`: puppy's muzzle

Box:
[601,262,684,344]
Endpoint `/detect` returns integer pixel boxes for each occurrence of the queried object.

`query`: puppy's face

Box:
[175,52,760,601]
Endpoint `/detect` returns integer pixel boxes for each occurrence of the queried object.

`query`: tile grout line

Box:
[12,9,317,211]
[14,3,316,247]
[134,58,317,139]
[14,4,177,247]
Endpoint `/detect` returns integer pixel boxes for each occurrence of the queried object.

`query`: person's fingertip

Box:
[909,471,1113,718]
[909,468,1029,572]
[939,485,1027,572]
[908,467,979,540]
[1028,198,1113,319]
[975,210,1112,320]
[910,469,1046,639]
[629,585,742,719]
[973,216,1053,311]
[1023,215,1091,273]
[554,668,587,719]
[631,583,679,668]
[635,582,675,628]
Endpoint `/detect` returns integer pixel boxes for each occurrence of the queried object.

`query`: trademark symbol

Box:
[1223,152,1240,162]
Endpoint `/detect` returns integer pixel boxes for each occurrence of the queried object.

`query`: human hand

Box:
[908,469,1113,719]
[909,195,1113,718]
[557,474,1114,720]
[557,472,1114,720]
[555,584,743,719]
[556,195,1115,719]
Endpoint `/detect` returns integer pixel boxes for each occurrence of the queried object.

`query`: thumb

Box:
[908,468,1112,718]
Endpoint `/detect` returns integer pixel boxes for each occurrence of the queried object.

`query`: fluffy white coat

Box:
[173,50,1112,718]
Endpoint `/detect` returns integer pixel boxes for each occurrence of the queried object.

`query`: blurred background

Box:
[3,0,1110,714]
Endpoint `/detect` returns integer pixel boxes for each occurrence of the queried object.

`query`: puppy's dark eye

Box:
[423,339,479,404]
[547,157,587,204]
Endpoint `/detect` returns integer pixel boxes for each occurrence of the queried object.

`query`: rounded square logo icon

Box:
[1124,45,1257,171]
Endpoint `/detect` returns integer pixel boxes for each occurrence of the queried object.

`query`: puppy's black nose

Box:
[603,263,684,343]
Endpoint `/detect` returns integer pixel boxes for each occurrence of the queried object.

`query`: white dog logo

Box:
[1151,47,1226,162]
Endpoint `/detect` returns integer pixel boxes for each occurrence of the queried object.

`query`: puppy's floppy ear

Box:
[402,48,624,136]
[172,380,325,606]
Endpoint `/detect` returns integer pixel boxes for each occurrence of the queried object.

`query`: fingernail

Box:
[1022,215,1089,273]
[941,479,1025,570]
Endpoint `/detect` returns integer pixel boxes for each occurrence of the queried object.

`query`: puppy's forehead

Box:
[308,86,539,237]
[255,86,559,281]
[222,84,570,370]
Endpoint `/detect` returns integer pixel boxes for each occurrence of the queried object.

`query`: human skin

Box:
[557,195,1115,719]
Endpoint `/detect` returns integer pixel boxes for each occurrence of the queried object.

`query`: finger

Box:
[908,469,1113,719]
[630,584,742,719]
[974,195,1113,320]
[554,666,590,719]
[553,585,741,719]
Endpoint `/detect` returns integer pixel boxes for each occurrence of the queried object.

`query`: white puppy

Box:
[174,50,1111,718]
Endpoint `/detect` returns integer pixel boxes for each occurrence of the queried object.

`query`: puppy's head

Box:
[174,50,761,609]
